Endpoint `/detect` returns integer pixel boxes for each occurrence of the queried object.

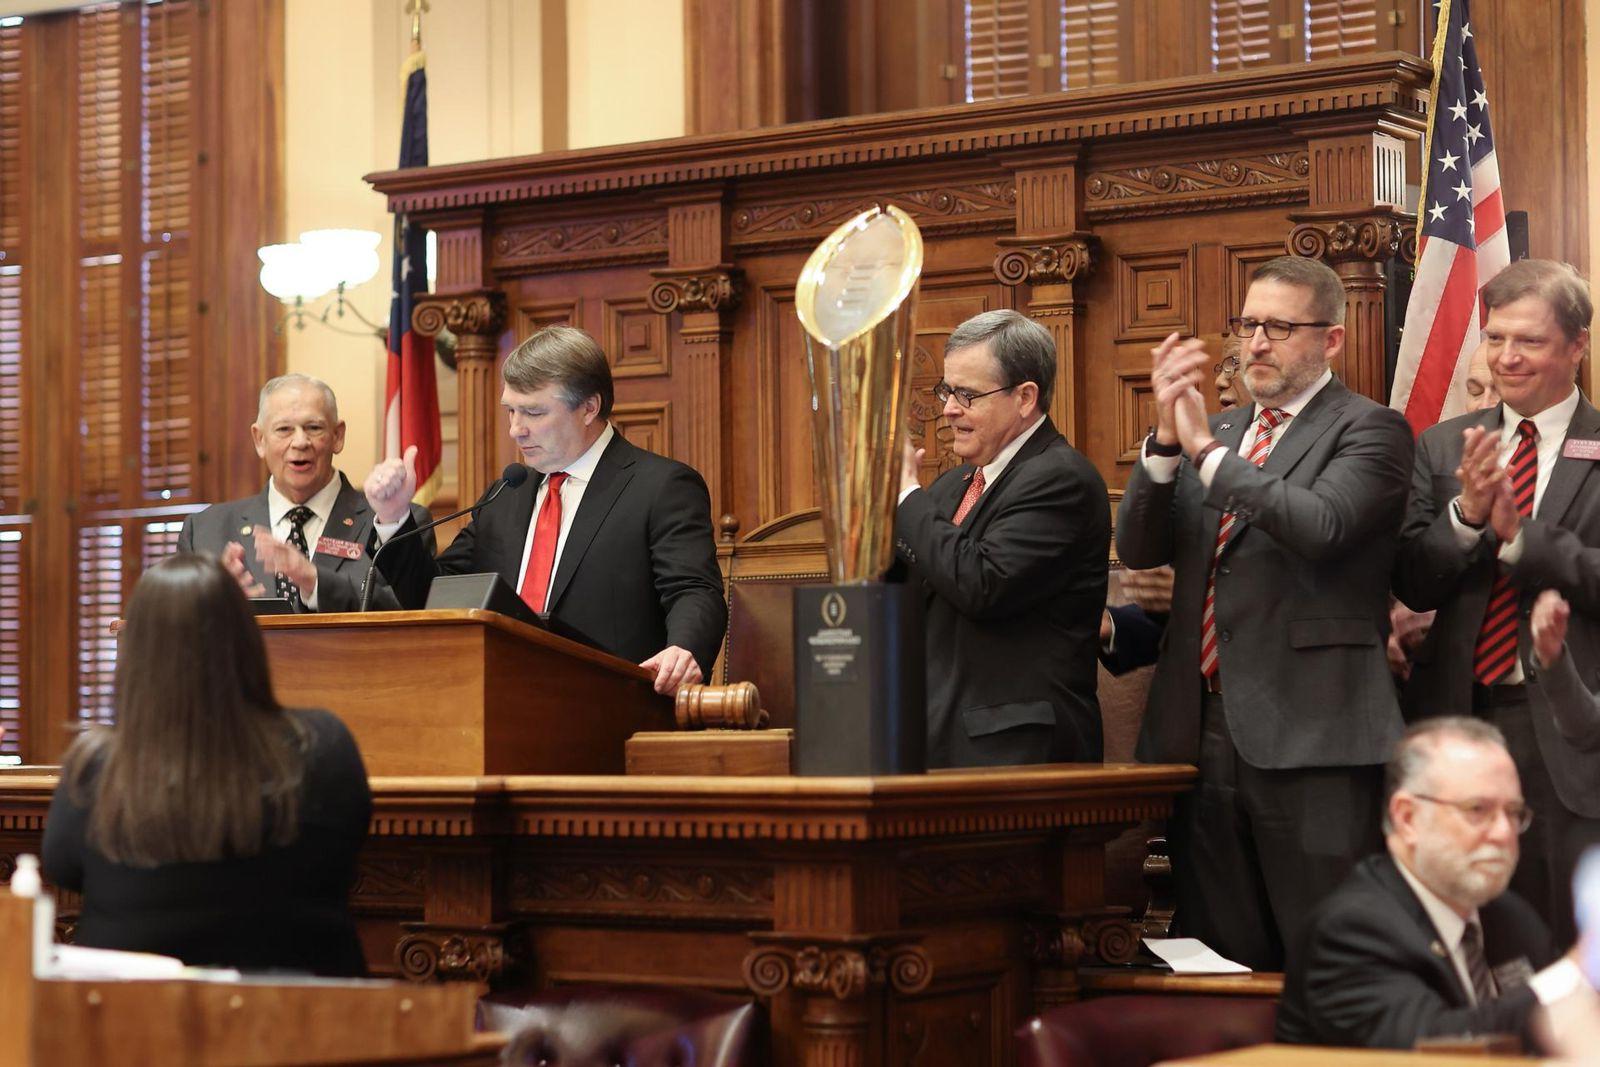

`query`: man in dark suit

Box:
[1277,717,1579,1050]
[894,309,1109,767]
[1395,259,1600,943]
[365,325,726,695]
[178,374,425,612]
[1117,255,1414,969]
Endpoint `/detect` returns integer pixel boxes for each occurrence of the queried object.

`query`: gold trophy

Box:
[791,205,926,774]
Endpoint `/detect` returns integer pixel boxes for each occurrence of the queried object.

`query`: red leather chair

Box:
[1017,995,1278,1067]
[478,986,762,1067]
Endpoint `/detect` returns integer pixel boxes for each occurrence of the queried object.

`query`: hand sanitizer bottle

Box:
[9,854,56,976]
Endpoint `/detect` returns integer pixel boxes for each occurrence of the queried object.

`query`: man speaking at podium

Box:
[364,325,726,696]
[177,374,426,612]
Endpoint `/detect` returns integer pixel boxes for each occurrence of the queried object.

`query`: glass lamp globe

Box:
[300,229,382,289]
[257,243,336,302]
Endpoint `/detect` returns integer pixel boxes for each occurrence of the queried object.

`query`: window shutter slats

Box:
[141,249,191,499]
[1305,0,1378,61]
[75,523,122,726]
[79,255,122,506]
[0,25,23,251]
[1212,0,1274,71]
[141,0,190,238]
[0,523,25,758]
[77,5,122,246]
[966,0,1035,102]
[1060,1,1118,89]
[0,266,20,513]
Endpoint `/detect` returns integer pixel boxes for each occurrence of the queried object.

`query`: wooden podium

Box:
[256,610,675,777]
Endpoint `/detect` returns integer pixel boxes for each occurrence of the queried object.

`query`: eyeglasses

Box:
[1213,354,1241,375]
[1411,793,1534,834]
[933,380,1015,409]
[1226,317,1337,341]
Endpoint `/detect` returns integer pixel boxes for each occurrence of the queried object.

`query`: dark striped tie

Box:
[1460,920,1496,1003]
[1473,419,1538,685]
[1200,407,1288,680]
[274,505,313,608]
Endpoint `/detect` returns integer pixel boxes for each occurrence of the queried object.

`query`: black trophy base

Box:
[793,582,925,776]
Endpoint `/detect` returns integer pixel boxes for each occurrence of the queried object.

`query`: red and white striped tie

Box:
[1473,420,1539,685]
[1200,407,1288,680]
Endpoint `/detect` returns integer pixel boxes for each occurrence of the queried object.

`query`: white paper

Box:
[44,944,240,982]
[1143,937,1252,975]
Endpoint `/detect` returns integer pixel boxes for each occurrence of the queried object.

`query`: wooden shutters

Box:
[0,22,22,760]
[965,0,1035,101]
[71,0,204,726]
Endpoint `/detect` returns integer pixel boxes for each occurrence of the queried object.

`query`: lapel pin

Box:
[1430,940,1448,959]
[1219,422,1233,431]
[240,524,253,536]
[343,517,354,526]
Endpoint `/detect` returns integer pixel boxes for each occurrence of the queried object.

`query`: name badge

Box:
[1562,438,1600,461]
[315,535,364,560]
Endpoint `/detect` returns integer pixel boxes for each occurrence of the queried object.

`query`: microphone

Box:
[357,463,530,612]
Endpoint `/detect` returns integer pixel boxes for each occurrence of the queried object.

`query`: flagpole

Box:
[1416,0,1452,253]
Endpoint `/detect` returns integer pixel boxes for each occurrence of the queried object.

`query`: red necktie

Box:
[1474,420,1539,685]
[519,472,569,613]
[1200,407,1287,680]
[952,468,986,526]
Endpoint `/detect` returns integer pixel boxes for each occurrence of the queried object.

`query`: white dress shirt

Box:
[515,422,615,611]
[265,474,344,611]
[1447,387,1582,685]
[1139,369,1334,484]
[1395,855,1491,1006]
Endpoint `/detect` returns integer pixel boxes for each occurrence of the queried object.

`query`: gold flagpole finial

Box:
[405,0,430,51]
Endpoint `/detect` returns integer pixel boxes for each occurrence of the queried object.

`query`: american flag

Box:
[1389,0,1507,433]
[384,45,442,503]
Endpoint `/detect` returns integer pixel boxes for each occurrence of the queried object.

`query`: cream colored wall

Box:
[281,0,683,487]
[567,0,685,150]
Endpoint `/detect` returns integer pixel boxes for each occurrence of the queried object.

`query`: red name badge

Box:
[1563,438,1600,461]
[315,535,364,560]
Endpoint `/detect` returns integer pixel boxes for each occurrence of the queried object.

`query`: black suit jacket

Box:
[1101,603,1165,676]
[1117,378,1414,768]
[176,474,427,613]
[1276,852,1556,1049]
[893,417,1110,767]
[1396,397,1600,817]
[376,431,727,678]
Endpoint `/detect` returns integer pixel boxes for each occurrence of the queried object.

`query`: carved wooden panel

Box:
[603,297,669,379]
[904,274,1013,485]
[731,179,1015,250]
[507,851,773,922]
[752,281,816,522]
[888,979,1008,1067]
[1085,149,1310,220]
[491,213,668,275]
[1225,242,1291,324]
[611,401,671,457]
[1116,249,1194,340]
[511,299,578,344]
[1115,371,1155,463]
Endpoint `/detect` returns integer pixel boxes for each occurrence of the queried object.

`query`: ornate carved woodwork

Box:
[0,766,1192,1066]
[368,56,1428,519]
[412,291,508,505]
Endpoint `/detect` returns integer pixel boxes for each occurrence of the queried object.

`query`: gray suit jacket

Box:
[1396,397,1600,817]
[176,474,431,613]
[1117,378,1414,769]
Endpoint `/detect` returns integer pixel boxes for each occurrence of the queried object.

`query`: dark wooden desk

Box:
[1159,1045,1537,1066]
[1,763,1193,1067]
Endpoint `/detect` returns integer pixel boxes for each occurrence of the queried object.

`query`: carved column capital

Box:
[1286,211,1417,267]
[1023,910,1139,969]
[993,234,1097,286]
[395,921,520,983]
[743,936,931,1001]
[411,291,508,345]
[648,267,744,314]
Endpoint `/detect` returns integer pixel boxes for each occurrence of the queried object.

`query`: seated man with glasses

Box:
[1277,716,1589,1050]
[894,308,1109,768]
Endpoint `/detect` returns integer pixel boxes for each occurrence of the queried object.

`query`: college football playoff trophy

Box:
[792,205,926,775]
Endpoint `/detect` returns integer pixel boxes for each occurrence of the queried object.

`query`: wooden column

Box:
[650,189,741,521]
[1026,826,1139,1010]
[412,292,506,507]
[1287,124,1415,401]
[995,148,1098,446]
[743,856,930,1067]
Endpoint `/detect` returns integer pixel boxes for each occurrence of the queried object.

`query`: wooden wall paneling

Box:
[685,0,823,135]
[21,16,75,762]
[1469,0,1587,270]
[197,0,284,504]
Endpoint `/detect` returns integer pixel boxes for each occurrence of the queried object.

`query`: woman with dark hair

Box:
[41,553,371,975]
